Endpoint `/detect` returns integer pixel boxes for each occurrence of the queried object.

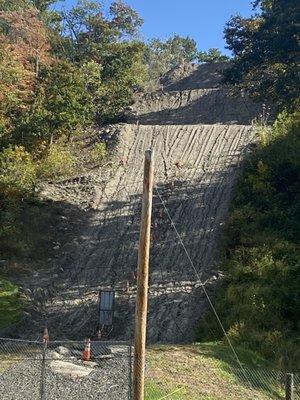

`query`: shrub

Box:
[90,142,107,164]
[197,110,300,369]
[0,278,22,329]
[0,145,36,198]
[37,143,75,180]
[0,145,36,239]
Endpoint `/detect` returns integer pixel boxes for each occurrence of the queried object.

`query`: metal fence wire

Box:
[144,350,300,400]
[0,338,132,400]
[0,338,299,400]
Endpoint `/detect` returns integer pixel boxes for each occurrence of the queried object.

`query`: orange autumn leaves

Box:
[0,8,51,134]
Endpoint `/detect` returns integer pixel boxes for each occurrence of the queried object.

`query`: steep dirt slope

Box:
[132,88,258,125]
[11,63,260,342]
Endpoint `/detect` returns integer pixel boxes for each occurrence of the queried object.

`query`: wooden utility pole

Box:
[286,373,294,400]
[133,149,154,400]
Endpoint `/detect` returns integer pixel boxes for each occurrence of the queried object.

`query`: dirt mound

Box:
[131,62,260,126]
[159,62,229,91]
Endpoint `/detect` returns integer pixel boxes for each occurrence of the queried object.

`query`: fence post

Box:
[40,327,49,400]
[40,340,47,400]
[128,341,133,400]
[286,373,294,400]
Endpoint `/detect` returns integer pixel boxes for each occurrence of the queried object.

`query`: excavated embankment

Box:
[11,63,261,342]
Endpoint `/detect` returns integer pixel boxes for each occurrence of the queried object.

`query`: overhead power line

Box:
[155,186,250,384]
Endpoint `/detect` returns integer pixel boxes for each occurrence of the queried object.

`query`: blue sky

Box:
[56,1,254,55]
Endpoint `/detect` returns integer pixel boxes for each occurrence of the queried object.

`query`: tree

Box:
[223,0,299,109]
[198,48,230,63]
[144,35,198,84]
[60,0,143,62]
[109,0,143,38]
[16,60,95,147]
[0,39,31,138]
[30,0,58,12]
[0,0,30,11]
[0,8,51,140]
[0,8,51,76]
[0,0,58,11]
[197,109,300,368]
[58,0,146,123]
[97,41,146,123]
[164,35,198,66]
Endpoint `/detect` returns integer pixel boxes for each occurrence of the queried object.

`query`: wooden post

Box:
[40,326,48,400]
[286,373,294,400]
[133,149,154,400]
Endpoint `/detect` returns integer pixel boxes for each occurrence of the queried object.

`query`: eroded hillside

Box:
[6,63,261,342]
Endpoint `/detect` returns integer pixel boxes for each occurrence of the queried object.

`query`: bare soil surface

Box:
[1,63,260,343]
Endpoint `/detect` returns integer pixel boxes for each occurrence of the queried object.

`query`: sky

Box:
[56,0,254,55]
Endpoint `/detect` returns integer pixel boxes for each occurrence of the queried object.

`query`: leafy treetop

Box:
[224,0,299,109]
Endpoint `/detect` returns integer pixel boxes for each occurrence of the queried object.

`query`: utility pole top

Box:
[145,148,153,158]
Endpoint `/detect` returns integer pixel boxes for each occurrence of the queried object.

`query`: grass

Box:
[0,278,23,374]
[145,382,186,400]
[0,278,22,329]
[145,342,285,400]
[0,354,17,374]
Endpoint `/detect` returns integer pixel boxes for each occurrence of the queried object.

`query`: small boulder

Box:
[83,361,98,368]
[50,351,61,360]
[50,360,93,379]
[56,346,71,356]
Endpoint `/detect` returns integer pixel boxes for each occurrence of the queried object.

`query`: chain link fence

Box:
[144,347,300,400]
[1,338,299,400]
[145,369,300,400]
[0,338,132,400]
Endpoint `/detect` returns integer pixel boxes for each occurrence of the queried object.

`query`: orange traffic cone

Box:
[43,326,49,343]
[82,338,91,361]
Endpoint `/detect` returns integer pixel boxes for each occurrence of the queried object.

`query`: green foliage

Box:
[0,0,30,11]
[198,48,230,63]
[30,0,57,12]
[1,0,146,144]
[163,35,198,65]
[0,48,30,139]
[0,279,22,329]
[144,35,198,84]
[37,143,76,180]
[0,146,36,198]
[0,0,147,254]
[97,41,146,123]
[58,1,146,123]
[223,0,299,109]
[144,37,228,89]
[197,111,300,369]
[60,0,143,61]
[0,145,36,238]
[90,141,107,163]
[109,0,143,37]
[16,60,94,147]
